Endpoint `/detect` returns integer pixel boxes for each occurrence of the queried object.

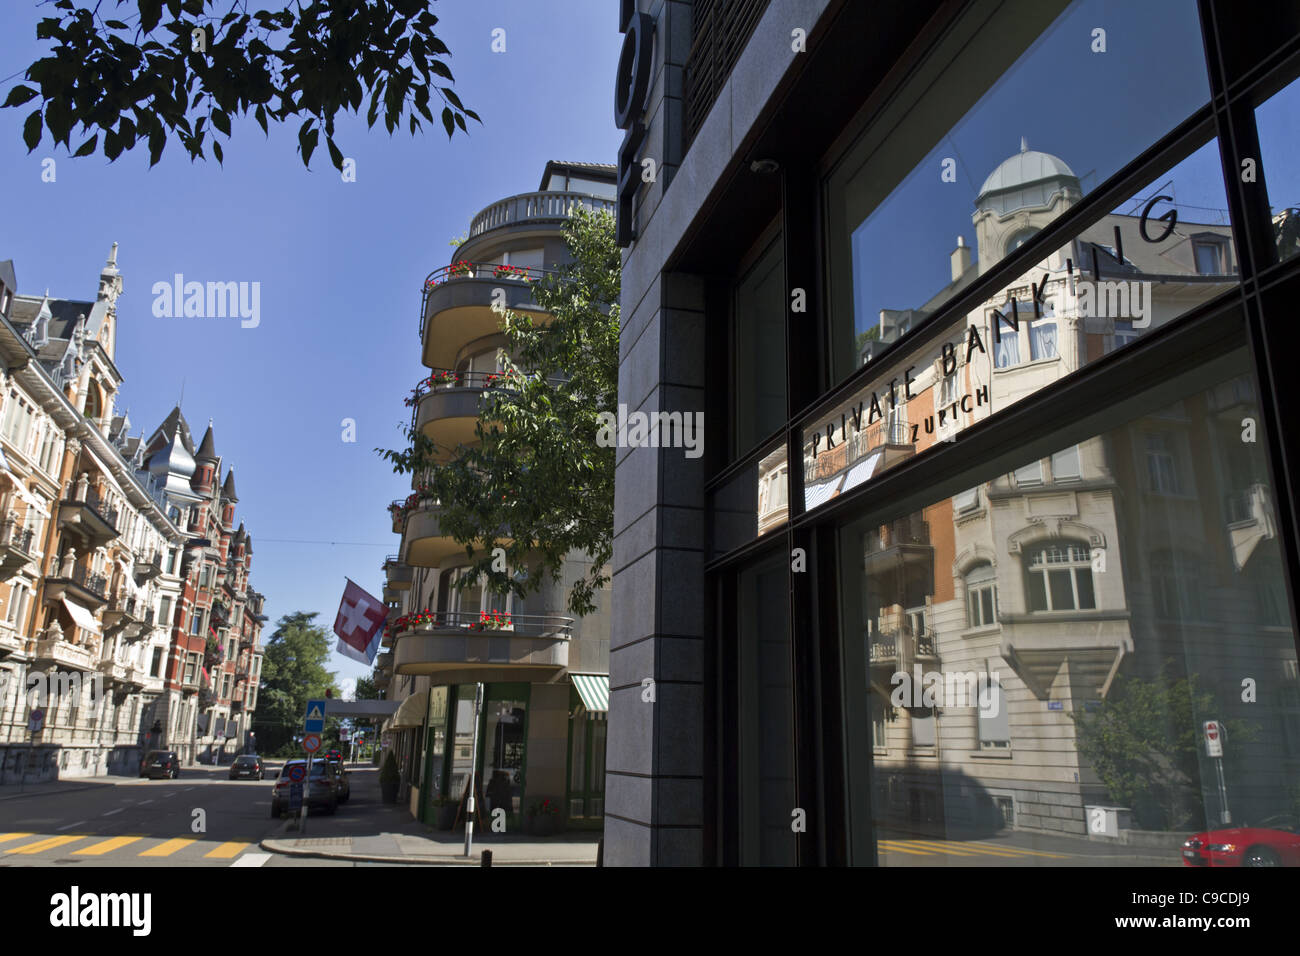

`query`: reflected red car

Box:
[1182,815,1300,866]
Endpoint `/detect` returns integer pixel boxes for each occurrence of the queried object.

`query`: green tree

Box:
[354,674,380,700]
[1071,668,1257,831]
[3,0,478,169]
[379,206,619,616]
[254,611,339,755]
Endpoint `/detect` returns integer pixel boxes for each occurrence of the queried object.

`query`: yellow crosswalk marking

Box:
[959,840,1069,859]
[204,841,249,859]
[877,841,938,856]
[73,836,144,856]
[879,837,1070,860]
[6,835,86,855]
[893,840,987,857]
[139,838,196,857]
[0,833,34,845]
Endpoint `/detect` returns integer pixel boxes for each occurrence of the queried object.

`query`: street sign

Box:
[1204,720,1224,757]
[303,733,322,753]
[287,763,306,782]
[304,699,326,733]
[28,708,44,733]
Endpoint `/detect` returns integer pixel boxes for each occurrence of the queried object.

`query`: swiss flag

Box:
[333,578,387,665]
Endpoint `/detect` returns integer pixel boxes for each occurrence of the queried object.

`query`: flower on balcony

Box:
[447,260,473,278]
[528,798,560,817]
[428,370,464,388]
[492,263,533,282]
[423,278,439,292]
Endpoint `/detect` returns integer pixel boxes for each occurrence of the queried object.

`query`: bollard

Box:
[481,849,493,868]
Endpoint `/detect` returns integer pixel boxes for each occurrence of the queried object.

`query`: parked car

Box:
[228,755,265,780]
[1183,815,1300,866]
[320,754,350,803]
[270,758,338,817]
[139,750,180,780]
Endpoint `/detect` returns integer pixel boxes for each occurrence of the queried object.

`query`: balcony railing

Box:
[56,564,108,599]
[0,515,35,557]
[865,516,930,553]
[867,627,937,663]
[417,261,555,341]
[391,609,574,641]
[467,191,616,240]
[76,486,120,532]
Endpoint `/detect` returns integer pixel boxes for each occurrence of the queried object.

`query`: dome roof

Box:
[978,139,1077,199]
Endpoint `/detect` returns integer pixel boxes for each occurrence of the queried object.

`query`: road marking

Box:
[229,852,271,867]
[73,836,143,856]
[139,838,196,857]
[56,820,87,831]
[102,808,124,816]
[876,841,937,856]
[137,800,153,805]
[6,835,86,855]
[205,841,249,859]
[0,833,34,845]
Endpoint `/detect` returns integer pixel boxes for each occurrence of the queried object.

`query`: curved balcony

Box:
[391,610,572,684]
[408,369,501,459]
[467,190,615,243]
[383,554,413,591]
[397,498,464,568]
[419,262,552,369]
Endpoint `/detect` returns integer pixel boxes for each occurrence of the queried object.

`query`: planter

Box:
[530,814,559,837]
[435,804,458,831]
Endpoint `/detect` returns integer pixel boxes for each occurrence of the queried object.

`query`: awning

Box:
[389,689,430,729]
[840,451,883,495]
[803,473,845,511]
[62,596,101,636]
[571,673,609,714]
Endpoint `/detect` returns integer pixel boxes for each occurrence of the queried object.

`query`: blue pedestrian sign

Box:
[304,699,327,733]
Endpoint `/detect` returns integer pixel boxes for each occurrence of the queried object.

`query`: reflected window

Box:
[1144,432,1184,495]
[1014,461,1043,487]
[966,563,998,628]
[978,676,1010,749]
[1050,446,1081,481]
[1255,73,1300,263]
[734,233,786,457]
[1025,541,1096,612]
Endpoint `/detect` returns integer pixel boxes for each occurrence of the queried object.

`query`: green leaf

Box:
[2,85,38,108]
[254,104,267,134]
[298,120,318,166]
[212,139,223,165]
[441,106,453,139]
[326,136,343,171]
[211,108,230,136]
[22,109,42,150]
[72,133,97,157]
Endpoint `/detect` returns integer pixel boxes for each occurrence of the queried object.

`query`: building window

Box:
[165,548,176,574]
[1145,432,1183,495]
[870,692,888,750]
[733,232,786,458]
[1025,541,1096,612]
[966,563,998,628]
[150,647,163,677]
[190,610,203,636]
[158,595,171,627]
[994,304,1058,369]
[911,707,936,749]
[1151,549,1206,620]
[977,676,1010,749]
[1014,460,1043,487]
[953,487,979,512]
[1050,445,1081,481]
[1193,239,1225,274]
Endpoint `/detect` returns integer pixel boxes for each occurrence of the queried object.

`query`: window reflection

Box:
[1256,73,1300,263]
[839,352,1299,865]
[827,0,1212,382]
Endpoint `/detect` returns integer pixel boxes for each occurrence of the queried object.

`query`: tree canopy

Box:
[3,0,478,168]
[253,610,339,755]
[379,206,619,616]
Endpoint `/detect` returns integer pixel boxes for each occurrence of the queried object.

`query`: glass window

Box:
[1256,73,1300,264]
[1014,461,1043,487]
[482,691,527,824]
[802,136,1236,516]
[1050,446,1081,481]
[737,551,796,865]
[734,233,785,456]
[838,348,1298,864]
[825,0,1211,383]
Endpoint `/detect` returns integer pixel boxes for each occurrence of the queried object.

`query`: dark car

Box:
[139,750,180,780]
[1183,815,1300,866]
[270,759,338,817]
[320,754,350,803]
[228,755,265,780]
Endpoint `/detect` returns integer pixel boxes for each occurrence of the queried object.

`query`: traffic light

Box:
[325,688,333,698]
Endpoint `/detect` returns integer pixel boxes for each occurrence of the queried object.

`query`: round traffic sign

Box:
[303,733,322,753]
[30,708,44,721]
[287,764,306,782]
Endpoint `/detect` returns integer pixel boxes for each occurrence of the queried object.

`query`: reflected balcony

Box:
[391,610,572,684]
[43,563,109,610]
[103,595,148,639]
[134,550,162,583]
[33,634,96,672]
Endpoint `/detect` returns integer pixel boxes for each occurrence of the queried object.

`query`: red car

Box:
[1182,815,1300,866]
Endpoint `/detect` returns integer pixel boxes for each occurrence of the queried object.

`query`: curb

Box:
[0,783,102,802]
[259,838,592,866]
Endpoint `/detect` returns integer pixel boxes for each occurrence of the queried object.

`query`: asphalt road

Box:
[0,763,409,868]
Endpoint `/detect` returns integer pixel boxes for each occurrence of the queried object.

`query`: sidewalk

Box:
[261,767,600,866]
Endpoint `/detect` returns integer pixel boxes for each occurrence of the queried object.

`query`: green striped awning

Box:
[570,674,609,714]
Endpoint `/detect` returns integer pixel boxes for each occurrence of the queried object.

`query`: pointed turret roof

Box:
[195,420,218,463]
[221,468,238,502]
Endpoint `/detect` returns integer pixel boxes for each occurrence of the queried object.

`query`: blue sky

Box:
[0,1,623,693]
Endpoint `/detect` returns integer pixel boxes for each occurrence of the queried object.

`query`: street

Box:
[0,763,406,868]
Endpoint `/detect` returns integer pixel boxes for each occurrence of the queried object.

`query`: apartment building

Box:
[607,0,1300,865]
[378,161,615,831]
[0,247,266,782]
